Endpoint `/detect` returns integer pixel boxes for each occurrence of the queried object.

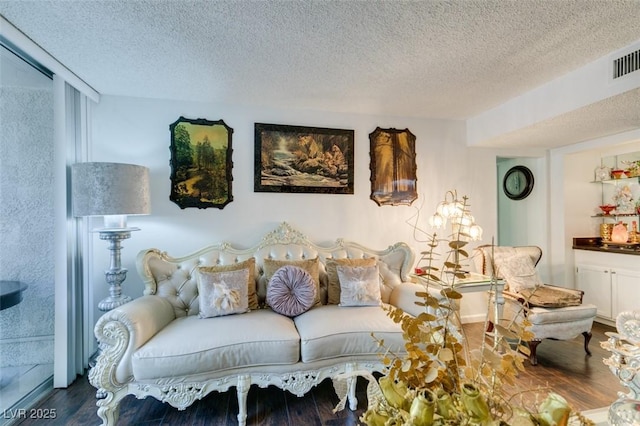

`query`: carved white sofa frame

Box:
[88,222,420,425]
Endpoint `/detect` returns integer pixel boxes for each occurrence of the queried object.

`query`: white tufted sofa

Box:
[88,222,425,425]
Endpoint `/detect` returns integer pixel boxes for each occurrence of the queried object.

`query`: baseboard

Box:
[460,313,487,324]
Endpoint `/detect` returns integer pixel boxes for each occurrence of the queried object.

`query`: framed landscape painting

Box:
[369,127,417,206]
[169,117,234,209]
[254,123,354,194]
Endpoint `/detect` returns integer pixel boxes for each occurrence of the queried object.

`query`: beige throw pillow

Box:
[263,257,321,306]
[496,253,543,293]
[518,286,582,308]
[337,264,382,307]
[199,258,258,310]
[197,268,249,318]
[326,257,377,304]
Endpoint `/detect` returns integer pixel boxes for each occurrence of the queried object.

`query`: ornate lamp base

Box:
[96,228,138,312]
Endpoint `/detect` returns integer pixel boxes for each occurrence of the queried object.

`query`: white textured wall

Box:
[87,95,501,335]
[0,86,55,366]
[497,157,550,278]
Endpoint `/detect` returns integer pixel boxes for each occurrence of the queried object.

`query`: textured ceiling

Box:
[1,0,640,147]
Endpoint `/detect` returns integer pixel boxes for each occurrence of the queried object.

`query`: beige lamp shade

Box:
[71,162,151,218]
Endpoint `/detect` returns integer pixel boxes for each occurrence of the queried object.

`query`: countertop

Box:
[573,237,640,255]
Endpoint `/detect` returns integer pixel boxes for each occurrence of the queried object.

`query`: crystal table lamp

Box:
[428,190,483,272]
[71,162,150,311]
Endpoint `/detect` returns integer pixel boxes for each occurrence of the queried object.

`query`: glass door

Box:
[0,45,55,423]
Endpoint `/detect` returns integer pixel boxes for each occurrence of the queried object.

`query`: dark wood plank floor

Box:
[14,322,622,426]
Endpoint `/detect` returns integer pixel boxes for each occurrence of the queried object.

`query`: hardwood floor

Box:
[13,322,623,426]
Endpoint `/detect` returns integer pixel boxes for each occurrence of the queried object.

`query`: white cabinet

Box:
[576,264,612,319]
[613,268,640,315]
[574,250,640,325]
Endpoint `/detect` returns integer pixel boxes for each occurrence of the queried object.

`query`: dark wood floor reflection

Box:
[14,322,622,425]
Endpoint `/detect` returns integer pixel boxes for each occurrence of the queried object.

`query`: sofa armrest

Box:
[388,282,444,317]
[88,295,175,393]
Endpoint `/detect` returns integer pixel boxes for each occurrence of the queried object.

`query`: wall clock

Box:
[503,165,534,200]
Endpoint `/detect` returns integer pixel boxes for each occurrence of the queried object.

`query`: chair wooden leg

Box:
[583,331,593,356]
[528,340,541,366]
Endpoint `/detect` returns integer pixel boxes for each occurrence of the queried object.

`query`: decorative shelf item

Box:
[595,164,612,181]
[599,204,616,215]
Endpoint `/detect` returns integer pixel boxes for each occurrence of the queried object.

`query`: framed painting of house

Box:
[254,123,354,194]
[369,127,417,206]
[169,116,234,209]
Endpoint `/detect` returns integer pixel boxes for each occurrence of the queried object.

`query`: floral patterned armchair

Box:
[474,245,597,365]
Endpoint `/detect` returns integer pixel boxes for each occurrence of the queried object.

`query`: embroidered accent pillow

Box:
[198,258,258,310]
[326,257,377,305]
[266,265,317,317]
[337,264,382,307]
[197,268,250,318]
[263,257,320,306]
[496,254,543,293]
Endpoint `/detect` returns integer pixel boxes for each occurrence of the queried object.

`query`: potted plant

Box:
[344,191,593,426]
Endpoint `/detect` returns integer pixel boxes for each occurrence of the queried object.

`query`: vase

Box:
[536,393,570,426]
[436,390,456,420]
[461,383,491,422]
[409,389,436,426]
[378,376,409,411]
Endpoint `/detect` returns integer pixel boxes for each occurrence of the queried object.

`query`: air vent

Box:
[613,49,640,79]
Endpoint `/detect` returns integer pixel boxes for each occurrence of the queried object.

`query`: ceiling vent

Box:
[613,48,640,79]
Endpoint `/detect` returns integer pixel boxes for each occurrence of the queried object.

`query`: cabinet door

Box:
[576,264,612,319]
[612,268,640,318]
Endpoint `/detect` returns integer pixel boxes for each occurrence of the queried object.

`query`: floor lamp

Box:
[71,162,150,312]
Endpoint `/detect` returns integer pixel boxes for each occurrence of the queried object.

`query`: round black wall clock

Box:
[503,165,534,200]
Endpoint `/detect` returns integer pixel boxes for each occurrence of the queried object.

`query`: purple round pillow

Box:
[266,265,317,317]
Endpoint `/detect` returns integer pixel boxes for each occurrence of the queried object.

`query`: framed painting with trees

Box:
[254,123,354,194]
[169,117,234,209]
[369,127,417,206]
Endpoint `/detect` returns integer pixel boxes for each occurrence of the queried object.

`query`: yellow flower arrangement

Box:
[357,191,594,426]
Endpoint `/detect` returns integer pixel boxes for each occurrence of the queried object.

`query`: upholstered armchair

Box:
[474,245,597,365]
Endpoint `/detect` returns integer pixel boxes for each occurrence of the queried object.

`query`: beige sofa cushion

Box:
[132,310,300,380]
[293,304,405,363]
